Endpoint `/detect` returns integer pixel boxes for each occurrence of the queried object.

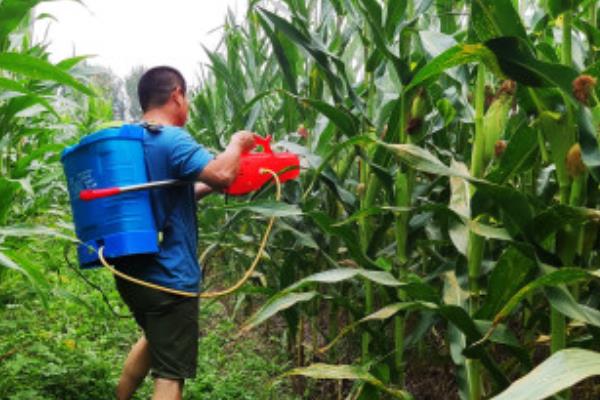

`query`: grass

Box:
[0,237,299,400]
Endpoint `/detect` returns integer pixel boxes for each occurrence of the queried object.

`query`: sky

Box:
[33,0,247,85]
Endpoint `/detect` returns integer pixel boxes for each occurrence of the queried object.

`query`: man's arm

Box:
[196,131,255,190]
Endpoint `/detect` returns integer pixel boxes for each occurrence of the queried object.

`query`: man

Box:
[114,66,255,400]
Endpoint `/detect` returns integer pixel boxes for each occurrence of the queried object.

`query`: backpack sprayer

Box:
[61,124,300,298]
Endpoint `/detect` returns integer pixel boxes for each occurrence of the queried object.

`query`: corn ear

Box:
[406,91,428,141]
[566,143,587,178]
[411,91,427,119]
[482,92,512,164]
[538,111,575,192]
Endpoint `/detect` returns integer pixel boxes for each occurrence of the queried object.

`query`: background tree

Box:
[123,65,145,121]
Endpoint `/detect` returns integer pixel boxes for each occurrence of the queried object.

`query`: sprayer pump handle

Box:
[252,134,272,153]
[80,187,122,201]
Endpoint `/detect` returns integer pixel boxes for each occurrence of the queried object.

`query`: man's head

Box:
[138,66,188,126]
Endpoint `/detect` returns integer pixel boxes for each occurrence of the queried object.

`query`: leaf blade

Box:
[492,349,600,400]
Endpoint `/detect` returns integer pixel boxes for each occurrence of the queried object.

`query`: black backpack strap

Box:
[136,122,169,244]
[140,121,163,134]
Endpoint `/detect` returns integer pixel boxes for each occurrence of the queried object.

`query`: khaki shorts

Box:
[115,276,199,380]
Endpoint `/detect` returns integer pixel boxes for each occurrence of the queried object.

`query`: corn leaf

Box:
[470,0,528,42]
[242,268,403,332]
[0,78,57,116]
[492,349,600,400]
[0,225,79,243]
[485,124,538,184]
[0,177,21,225]
[12,143,64,178]
[0,52,94,95]
[382,142,600,244]
[0,0,48,45]
[309,212,380,269]
[406,43,500,92]
[282,92,360,137]
[221,201,303,217]
[578,106,600,182]
[256,13,298,93]
[241,291,319,332]
[529,204,600,244]
[544,0,585,18]
[302,135,374,197]
[384,0,407,38]
[484,37,578,100]
[354,0,411,80]
[383,143,471,178]
[420,30,457,58]
[56,55,92,71]
[545,286,600,328]
[287,268,403,291]
[275,363,413,399]
[493,267,600,324]
[0,250,49,307]
[320,302,437,352]
[258,8,346,103]
[476,247,537,320]
[385,144,538,239]
[448,161,471,254]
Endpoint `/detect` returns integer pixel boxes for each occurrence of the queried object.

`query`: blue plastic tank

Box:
[61,124,159,267]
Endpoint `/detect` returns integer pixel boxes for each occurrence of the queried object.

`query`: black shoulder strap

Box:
[140,121,163,134]
[137,122,171,243]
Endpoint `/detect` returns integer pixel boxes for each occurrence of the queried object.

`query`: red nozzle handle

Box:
[80,187,122,201]
[252,134,272,153]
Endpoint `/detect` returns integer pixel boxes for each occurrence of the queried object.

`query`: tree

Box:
[123,65,146,120]
[85,64,127,120]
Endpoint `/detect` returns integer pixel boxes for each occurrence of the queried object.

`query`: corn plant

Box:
[0,0,94,297]
[188,0,600,399]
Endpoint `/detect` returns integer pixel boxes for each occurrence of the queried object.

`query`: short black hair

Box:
[137,66,187,113]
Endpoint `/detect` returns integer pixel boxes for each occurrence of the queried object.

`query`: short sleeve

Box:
[169,128,215,180]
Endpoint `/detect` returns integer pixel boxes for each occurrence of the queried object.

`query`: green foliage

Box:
[493,348,600,400]
[544,0,586,17]
[405,43,499,92]
[470,0,528,41]
[5,0,600,399]
[0,52,93,95]
[0,177,21,223]
[276,363,413,399]
[188,0,600,398]
[0,0,48,48]
[0,242,297,400]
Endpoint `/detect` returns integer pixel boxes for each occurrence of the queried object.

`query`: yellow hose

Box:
[97,168,281,299]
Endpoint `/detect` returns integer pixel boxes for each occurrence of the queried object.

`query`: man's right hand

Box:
[197,130,257,190]
[230,131,255,153]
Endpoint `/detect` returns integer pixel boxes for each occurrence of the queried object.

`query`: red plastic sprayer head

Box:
[224,135,300,196]
[251,134,273,154]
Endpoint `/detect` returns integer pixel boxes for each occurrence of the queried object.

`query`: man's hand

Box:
[196,131,258,189]
[231,131,255,153]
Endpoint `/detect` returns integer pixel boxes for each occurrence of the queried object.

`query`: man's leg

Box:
[116,336,152,400]
[152,378,183,400]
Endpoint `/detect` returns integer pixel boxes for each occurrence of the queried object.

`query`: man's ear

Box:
[171,87,184,107]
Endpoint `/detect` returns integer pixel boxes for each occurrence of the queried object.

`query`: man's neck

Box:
[142,109,180,127]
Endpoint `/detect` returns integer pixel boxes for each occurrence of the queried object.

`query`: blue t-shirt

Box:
[118,125,214,292]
